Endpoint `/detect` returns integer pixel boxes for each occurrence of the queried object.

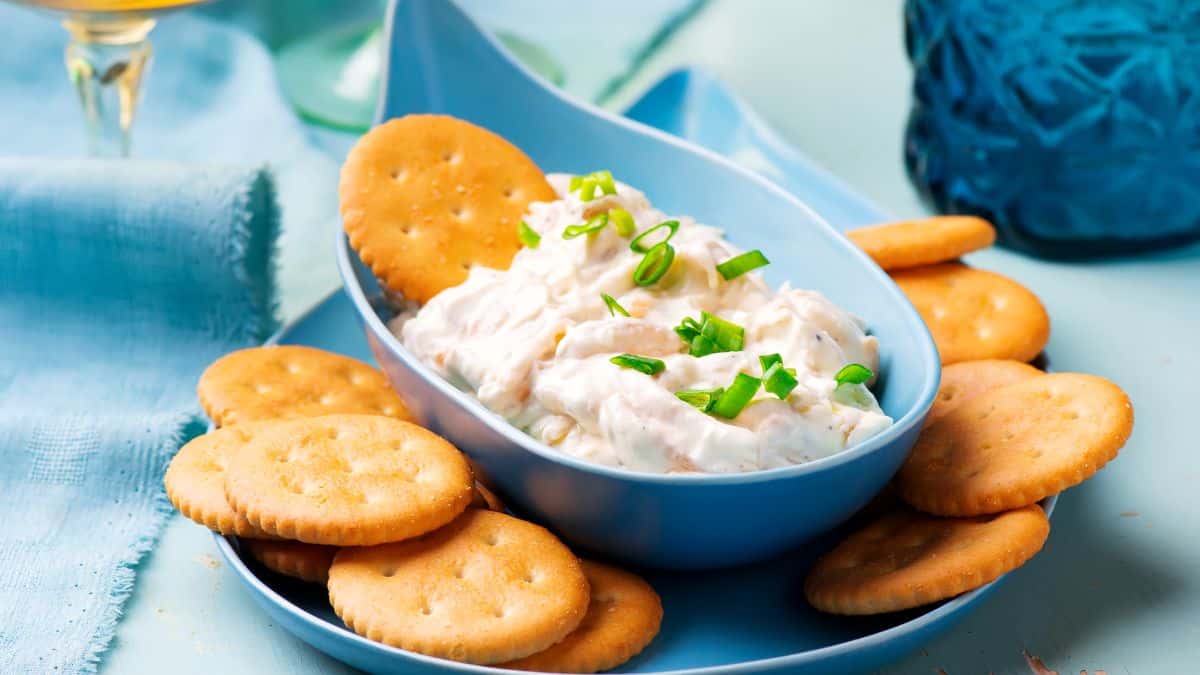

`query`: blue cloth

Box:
[0,161,279,673]
[0,5,330,672]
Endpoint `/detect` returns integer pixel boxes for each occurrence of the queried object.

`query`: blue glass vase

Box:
[904,0,1200,258]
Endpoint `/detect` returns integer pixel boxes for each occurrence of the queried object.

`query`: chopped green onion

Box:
[563,213,609,239]
[601,293,630,317]
[633,241,675,287]
[688,334,718,357]
[710,373,761,419]
[610,353,665,376]
[699,311,744,352]
[517,220,541,248]
[568,175,584,191]
[759,353,782,372]
[674,316,702,342]
[763,363,799,399]
[591,170,616,195]
[834,363,874,386]
[676,387,724,412]
[630,220,680,253]
[609,207,636,237]
[716,250,770,280]
[578,178,599,201]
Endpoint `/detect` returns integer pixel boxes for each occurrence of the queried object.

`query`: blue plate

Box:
[213,293,1055,675]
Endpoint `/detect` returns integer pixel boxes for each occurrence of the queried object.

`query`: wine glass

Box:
[9,0,207,156]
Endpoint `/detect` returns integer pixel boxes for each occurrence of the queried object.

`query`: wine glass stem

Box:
[63,19,154,157]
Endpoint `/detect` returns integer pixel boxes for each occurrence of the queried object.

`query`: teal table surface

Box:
[105,3,1198,674]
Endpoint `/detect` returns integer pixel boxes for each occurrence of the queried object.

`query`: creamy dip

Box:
[391,175,892,474]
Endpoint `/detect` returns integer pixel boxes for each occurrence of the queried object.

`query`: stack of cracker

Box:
[803,218,1135,615]
[165,345,662,671]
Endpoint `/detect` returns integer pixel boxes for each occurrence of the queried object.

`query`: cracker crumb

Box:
[1023,650,1058,675]
[196,554,221,570]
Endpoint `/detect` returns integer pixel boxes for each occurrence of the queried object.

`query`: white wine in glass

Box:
[10,0,207,156]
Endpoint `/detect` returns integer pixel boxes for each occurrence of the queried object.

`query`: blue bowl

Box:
[335,0,940,569]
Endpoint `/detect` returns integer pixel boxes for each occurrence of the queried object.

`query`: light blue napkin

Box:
[0,5,329,672]
[0,160,278,673]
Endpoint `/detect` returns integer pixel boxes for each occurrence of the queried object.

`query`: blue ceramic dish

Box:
[336,0,940,570]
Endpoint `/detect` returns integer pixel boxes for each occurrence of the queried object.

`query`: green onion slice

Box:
[674,316,702,342]
[578,178,599,201]
[834,363,874,386]
[676,387,724,412]
[763,363,799,399]
[716,249,770,280]
[699,311,744,352]
[609,207,636,237]
[517,220,541,248]
[710,373,761,419]
[633,241,675,287]
[610,353,665,376]
[601,293,630,317]
[563,213,609,239]
[630,220,680,253]
[591,170,617,195]
[568,175,583,191]
[759,353,782,372]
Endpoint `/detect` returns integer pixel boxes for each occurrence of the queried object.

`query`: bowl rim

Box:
[337,0,940,486]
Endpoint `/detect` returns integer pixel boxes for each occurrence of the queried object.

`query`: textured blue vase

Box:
[905,0,1200,258]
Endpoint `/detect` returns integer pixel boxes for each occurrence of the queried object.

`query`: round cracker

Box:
[223,415,473,546]
[897,373,1133,516]
[501,560,663,673]
[328,510,590,665]
[804,505,1049,615]
[165,424,273,538]
[926,359,1044,426]
[848,216,995,271]
[340,114,557,304]
[198,346,412,427]
[243,539,337,585]
[892,263,1050,364]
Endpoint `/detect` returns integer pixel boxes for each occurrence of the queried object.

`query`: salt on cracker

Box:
[847,216,995,271]
[340,114,557,304]
[892,263,1050,364]
[327,510,590,665]
[897,373,1133,516]
[502,560,663,673]
[244,539,337,585]
[926,359,1043,426]
[164,424,272,538]
[198,345,411,427]
[223,415,474,546]
[804,505,1049,615]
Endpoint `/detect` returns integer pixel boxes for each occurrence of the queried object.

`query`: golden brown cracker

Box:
[892,263,1050,364]
[804,505,1049,615]
[223,415,473,546]
[848,216,995,271]
[339,114,557,304]
[897,373,1133,516]
[165,424,272,538]
[502,560,662,673]
[197,345,411,427]
[327,510,590,665]
[243,539,337,585]
[927,359,1043,426]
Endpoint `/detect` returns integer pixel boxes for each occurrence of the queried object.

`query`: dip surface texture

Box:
[392,175,892,474]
